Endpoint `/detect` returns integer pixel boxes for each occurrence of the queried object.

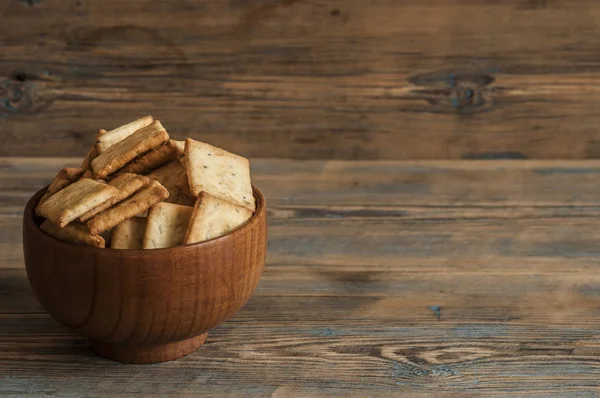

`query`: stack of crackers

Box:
[35,116,256,249]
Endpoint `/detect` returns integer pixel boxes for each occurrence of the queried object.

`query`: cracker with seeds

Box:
[91,120,169,179]
[96,116,153,153]
[114,139,184,176]
[184,191,253,244]
[110,217,147,249]
[184,139,255,211]
[147,160,195,206]
[143,202,193,249]
[40,220,105,248]
[36,178,119,228]
[79,173,150,222]
[87,180,169,235]
[37,167,85,209]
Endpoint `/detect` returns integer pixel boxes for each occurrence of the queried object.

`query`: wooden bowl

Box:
[22,186,267,364]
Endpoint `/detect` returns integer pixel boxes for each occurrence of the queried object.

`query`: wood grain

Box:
[21,186,266,363]
[3,1,600,159]
[3,158,600,395]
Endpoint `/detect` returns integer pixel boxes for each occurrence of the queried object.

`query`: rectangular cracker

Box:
[81,169,94,179]
[143,202,193,249]
[37,168,85,210]
[147,160,195,206]
[81,129,108,170]
[36,178,119,228]
[96,116,153,153]
[79,173,150,222]
[114,139,184,176]
[171,140,185,153]
[40,221,105,248]
[91,120,169,179]
[87,180,169,235]
[185,138,255,211]
[110,217,147,249]
[184,191,253,244]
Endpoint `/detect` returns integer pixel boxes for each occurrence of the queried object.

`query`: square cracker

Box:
[40,221,105,248]
[87,180,169,235]
[36,178,119,228]
[184,191,253,244]
[171,140,185,153]
[96,116,153,153]
[185,139,255,211]
[110,217,147,249]
[147,160,195,206]
[37,168,85,210]
[143,202,193,249]
[114,139,184,176]
[80,169,94,179]
[91,120,169,179]
[81,129,108,170]
[79,173,150,222]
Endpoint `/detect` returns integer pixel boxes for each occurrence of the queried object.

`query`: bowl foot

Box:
[90,333,208,364]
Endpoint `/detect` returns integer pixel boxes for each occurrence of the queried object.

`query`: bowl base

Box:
[90,333,208,364]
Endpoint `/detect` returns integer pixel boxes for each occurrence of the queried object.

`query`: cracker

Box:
[36,178,119,228]
[87,180,169,235]
[79,173,150,222]
[81,169,94,179]
[37,168,85,212]
[40,220,105,248]
[184,139,255,211]
[96,116,153,153]
[110,217,146,249]
[184,191,253,244]
[171,140,185,153]
[114,139,184,176]
[143,202,193,249]
[91,120,169,179]
[147,160,195,206]
[81,129,108,170]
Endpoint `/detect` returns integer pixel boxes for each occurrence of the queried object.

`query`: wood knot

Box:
[407,71,496,114]
[0,72,55,116]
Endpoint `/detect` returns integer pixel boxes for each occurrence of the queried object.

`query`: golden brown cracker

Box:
[81,169,94,179]
[96,116,153,153]
[184,191,252,244]
[147,160,195,206]
[40,220,105,248]
[143,202,193,249]
[171,140,185,154]
[91,120,169,179]
[110,217,147,249]
[79,173,150,222]
[184,139,255,211]
[81,129,108,170]
[37,168,85,209]
[87,180,169,235]
[114,140,183,176]
[36,178,119,228]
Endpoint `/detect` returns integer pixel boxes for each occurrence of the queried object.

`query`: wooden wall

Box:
[2,0,600,159]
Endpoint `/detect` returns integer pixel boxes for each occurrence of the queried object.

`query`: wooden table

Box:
[3,157,600,396]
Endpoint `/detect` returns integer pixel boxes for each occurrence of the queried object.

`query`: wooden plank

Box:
[4,158,600,394]
[7,158,600,207]
[4,1,600,159]
[2,314,600,396]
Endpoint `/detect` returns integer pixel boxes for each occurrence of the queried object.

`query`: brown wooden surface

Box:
[2,157,600,396]
[4,0,600,159]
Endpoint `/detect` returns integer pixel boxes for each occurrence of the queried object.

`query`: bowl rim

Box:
[24,185,266,255]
